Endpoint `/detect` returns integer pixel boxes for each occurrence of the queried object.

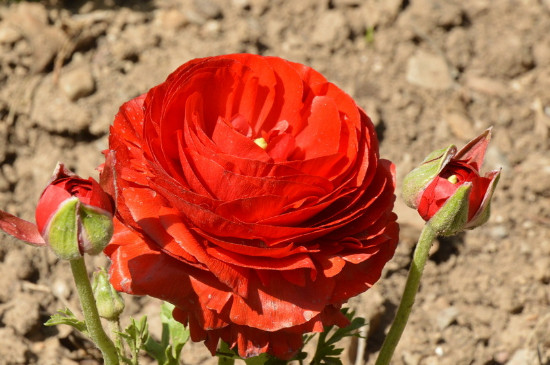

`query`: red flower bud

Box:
[36,164,114,235]
[0,163,114,260]
[403,129,500,234]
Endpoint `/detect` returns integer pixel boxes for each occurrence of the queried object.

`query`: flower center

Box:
[447,174,458,184]
[254,137,268,150]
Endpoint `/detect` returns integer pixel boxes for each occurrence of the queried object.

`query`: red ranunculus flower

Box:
[102,54,399,359]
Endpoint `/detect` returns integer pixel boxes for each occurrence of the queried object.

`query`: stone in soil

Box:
[60,66,96,101]
[406,51,453,90]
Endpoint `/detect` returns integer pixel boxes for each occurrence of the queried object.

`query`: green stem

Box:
[109,319,125,360]
[217,340,235,365]
[311,330,328,365]
[70,258,119,365]
[375,224,437,365]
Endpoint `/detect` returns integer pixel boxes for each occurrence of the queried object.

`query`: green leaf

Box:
[143,302,190,365]
[161,302,190,353]
[144,336,166,364]
[325,316,366,347]
[310,308,367,365]
[323,357,343,365]
[119,316,149,365]
[44,308,88,336]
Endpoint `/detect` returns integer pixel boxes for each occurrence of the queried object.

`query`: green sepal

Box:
[46,197,81,260]
[402,145,457,208]
[79,204,114,255]
[92,267,125,321]
[427,183,472,236]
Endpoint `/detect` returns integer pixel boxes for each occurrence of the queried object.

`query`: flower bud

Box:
[402,129,501,235]
[92,268,125,320]
[36,163,114,260]
[402,144,457,208]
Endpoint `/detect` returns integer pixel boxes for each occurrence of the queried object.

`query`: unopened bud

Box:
[92,268,125,320]
[36,163,114,260]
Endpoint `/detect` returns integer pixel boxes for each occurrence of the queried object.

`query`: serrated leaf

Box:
[292,351,308,361]
[143,302,190,365]
[44,308,88,336]
[119,316,149,365]
[161,302,190,361]
[323,357,343,365]
[325,317,366,347]
[310,308,367,365]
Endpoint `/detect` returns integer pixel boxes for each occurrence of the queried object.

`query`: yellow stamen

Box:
[254,137,268,150]
[447,175,458,184]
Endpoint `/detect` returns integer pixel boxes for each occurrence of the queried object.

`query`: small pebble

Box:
[464,75,507,96]
[52,278,71,299]
[60,67,96,101]
[490,225,509,239]
[406,51,453,90]
[311,11,348,46]
[154,9,188,30]
[436,306,459,330]
[192,0,222,19]
[0,24,22,44]
[505,349,538,365]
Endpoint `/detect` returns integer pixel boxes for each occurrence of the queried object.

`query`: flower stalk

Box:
[374,223,437,365]
[70,257,119,365]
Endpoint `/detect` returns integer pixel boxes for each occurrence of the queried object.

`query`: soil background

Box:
[1,0,550,364]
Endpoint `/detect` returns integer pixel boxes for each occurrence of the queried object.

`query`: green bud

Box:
[402,145,457,209]
[92,267,125,321]
[44,199,114,261]
[79,205,114,256]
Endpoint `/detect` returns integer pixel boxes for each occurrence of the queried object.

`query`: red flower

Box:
[102,54,398,359]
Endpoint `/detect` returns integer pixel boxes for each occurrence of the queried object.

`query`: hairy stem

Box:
[375,224,437,365]
[70,258,119,365]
